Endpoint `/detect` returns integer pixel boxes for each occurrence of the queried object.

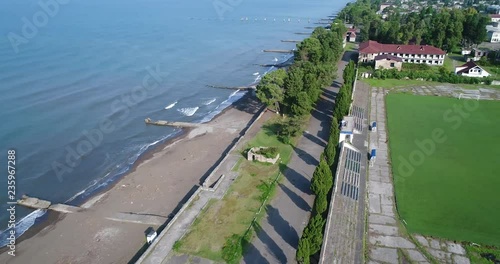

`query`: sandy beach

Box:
[0,94,262,264]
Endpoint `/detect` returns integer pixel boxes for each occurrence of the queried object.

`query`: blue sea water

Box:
[0,0,349,246]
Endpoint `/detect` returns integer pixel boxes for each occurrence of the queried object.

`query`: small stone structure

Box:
[247,147,280,164]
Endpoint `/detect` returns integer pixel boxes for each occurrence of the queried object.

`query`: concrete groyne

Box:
[144,118,202,128]
[17,195,82,213]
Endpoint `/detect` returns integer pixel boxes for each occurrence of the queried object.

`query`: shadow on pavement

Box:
[243,241,270,264]
[292,146,318,166]
[279,184,311,212]
[255,224,287,263]
[280,164,312,195]
[266,205,299,249]
[303,132,326,148]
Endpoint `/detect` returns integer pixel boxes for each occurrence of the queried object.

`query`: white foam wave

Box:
[252,72,259,76]
[164,101,177,109]
[200,90,247,123]
[203,98,216,105]
[273,57,278,62]
[0,209,46,247]
[177,107,199,117]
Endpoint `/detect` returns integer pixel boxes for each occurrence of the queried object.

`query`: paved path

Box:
[319,80,369,264]
[367,87,424,264]
[242,54,354,264]
[395,84,500,100]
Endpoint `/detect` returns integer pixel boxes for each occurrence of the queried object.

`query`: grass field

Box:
[386,94,500,246]
[174,118,294,261]
[363,79,440,88]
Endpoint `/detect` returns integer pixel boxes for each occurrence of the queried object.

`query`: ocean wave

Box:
[252,72,259,76]
[202,98,216,105]
[200,90,247,123]
[177,107,199,117]
[0,209,47,247]
[164,101,177,109]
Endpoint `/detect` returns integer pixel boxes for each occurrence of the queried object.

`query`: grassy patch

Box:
[466,244,500,264]
[175,117,294,261]
[345,42,357,51]
[443,56,455,72]
[386,94,500,246]
[362,78,440,88]
[481,65,500,78]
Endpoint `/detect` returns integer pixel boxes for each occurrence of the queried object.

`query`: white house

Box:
[491,14,500,23]
[339,117,354,144]
[455,61,490,77]
[487,22,500,43]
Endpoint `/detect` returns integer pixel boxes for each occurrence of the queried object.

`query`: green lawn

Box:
[175,117,294,261]
[363,79,440,88]
[386,94,500,246]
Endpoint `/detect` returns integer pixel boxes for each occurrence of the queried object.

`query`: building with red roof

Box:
[359,40,446,66]
[490,14,500,23]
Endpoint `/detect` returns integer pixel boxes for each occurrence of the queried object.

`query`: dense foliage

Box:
[256,20,346,120]
[339,0,490,51]
[372,67,494,85]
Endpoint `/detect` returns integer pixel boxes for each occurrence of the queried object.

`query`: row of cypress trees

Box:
[296,60,357,264]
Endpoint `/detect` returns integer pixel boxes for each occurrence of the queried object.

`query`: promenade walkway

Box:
[242,52,355,263]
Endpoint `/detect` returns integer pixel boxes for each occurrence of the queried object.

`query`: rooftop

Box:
[455,61,486,74]
[359,40,446,55]
[340,116,354,133]
[374,54,403,62]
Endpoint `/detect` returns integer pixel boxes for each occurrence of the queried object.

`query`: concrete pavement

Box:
[242,53,354,263]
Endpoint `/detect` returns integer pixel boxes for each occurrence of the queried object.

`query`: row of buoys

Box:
[239,17,312,23]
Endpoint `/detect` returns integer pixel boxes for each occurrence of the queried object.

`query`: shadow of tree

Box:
[279,183,311,212]
[279,163,312,195]
[266,205,299,249]
[254,223,287,263]
[292,146,318,166]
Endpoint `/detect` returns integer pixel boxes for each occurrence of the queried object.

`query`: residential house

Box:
[487,22,500,43]
[379,3,392,12]
[374,54,403,70]
[471,48,490,61]
[491,14,500,23]
[455,61,490,77]
[359,40,446,65]
[347,28,357,42]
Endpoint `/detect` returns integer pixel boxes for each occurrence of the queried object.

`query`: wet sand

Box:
[0,94,262,264]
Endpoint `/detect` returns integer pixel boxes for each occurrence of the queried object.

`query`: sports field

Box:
[386,94,500,246]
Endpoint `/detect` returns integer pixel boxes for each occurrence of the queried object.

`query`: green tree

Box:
[256,69,287,111]
[314,193,328,214]
[296,38,322,64]
[304,214,326,254]
[311,158,333,196]
[296,236,311,264]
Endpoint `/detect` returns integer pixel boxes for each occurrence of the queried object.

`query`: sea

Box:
[0,0,349,246]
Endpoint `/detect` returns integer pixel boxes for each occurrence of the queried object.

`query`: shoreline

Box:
[0,92,246,253]
[0,91,263,264]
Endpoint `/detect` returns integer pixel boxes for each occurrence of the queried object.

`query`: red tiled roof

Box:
[490,14,500,18]
[359,40,446,55]
[456,61,483,74]
[374,54,403,62]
